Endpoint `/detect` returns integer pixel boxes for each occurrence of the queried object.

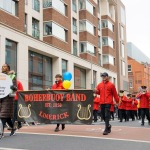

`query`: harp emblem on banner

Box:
[18,104,31,118]
[77,104,91,120]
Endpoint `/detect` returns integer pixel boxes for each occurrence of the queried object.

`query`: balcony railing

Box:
[33,0,40,12]
[43,0,52,8]
[72,3,77,13]
[32,28,40,39]
[73,25,77,34]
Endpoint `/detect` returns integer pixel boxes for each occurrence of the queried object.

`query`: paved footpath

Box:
[0,120,150,150]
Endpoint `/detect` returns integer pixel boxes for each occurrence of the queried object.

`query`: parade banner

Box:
[0,73,13,98]
[18,90,94,125]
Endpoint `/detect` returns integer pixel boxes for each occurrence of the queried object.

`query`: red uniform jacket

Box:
[136,92,150,108]
[131,99,138,111]
[93,97,100,110]
[14,80,24,100]
[110,103,115,112]
[126,98,132,110]
[52,80,64,90]
[118,96,127,110]
[96,81,119,104]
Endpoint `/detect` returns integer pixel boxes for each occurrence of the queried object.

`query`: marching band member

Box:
[136,86,150,126]
[118,90,127,122]
[131,94,138,120]
[94,72,119,135]
[93,94,100,122]
[126,94,133,121]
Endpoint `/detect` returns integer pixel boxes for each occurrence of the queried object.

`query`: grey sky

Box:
[121,0,150,58]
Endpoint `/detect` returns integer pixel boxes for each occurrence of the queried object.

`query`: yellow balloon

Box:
[63,80,71,89]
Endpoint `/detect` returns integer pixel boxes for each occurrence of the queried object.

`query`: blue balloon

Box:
[63,72,72,81]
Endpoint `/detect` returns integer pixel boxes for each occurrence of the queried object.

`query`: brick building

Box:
[0,0,128,91]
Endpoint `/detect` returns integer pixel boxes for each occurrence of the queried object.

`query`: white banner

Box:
[0,73,13,98]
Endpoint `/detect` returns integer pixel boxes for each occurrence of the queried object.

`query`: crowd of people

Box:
[0,63,150,138]
[93,73,150,135]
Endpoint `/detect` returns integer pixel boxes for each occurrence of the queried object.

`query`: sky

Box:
[121,0,150,58]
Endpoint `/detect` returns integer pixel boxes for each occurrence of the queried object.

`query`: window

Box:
[32,18,40,39]
[121,61,126,76]
[103,55,114,65]
[73,18,77,34]
[113,77,116,86]
[121,26,124,40]
[0,0,18,16]
[98,19,101,30]
[98,54,101,66]
[29,51,52,90]
[123,80,128,91]
[5,39,17,72]
[32,0,40,12]
[80,42,96,55]
[43,0,52,8]
[79,20,95,35]
[72,0,77,13]
[44,22,67,42]
[128,65,132,72]
[93,71,97,88]
[74,67,86,89]
[43,0,67,16]
[121,7,126,25]
[101,20,114,32]
[121,43,125,58]
[98,36,101,48]
[25,13,27,33]
[62,59,67,75]
[102,37,114,48]
[129,79,133,88]
[73,40,77,56]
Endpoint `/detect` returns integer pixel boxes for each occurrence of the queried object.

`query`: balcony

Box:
[72,3,77,13]
[43,0,52,8]
[32,28,40,39]
[32,0,40,12]
[73,25,77,34]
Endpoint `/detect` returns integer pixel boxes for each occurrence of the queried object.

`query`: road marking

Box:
[0,148,28,150]
[17,132,150,144]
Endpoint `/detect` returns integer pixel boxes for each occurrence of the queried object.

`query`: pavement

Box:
[0,119,150,150]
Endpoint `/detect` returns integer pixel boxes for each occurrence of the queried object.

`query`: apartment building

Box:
[127,42,150,93]
[128,57,150,93]
[0,0,127,91]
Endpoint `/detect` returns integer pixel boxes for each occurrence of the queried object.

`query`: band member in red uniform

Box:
[126,94,133,121]
[131,94,138,120]
[93,94,100,122]
[136,86,150,126]
[118,90,127,122]
[52,74,65,132]
[94,72,119,135]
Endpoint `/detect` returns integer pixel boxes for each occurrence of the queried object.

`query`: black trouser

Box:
[12,101,21,126]
[126,110,134,121]
[1,118,13,131]
[132,110,138,120]
[119,109,126,122]
[110,112,114,120]
[93,110,98,122]
[138,109,141,119]
[56,124,65,128]
[101,104,111,130]
[141,108,150,124]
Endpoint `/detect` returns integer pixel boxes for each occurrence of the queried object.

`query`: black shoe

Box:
[120,120,122,122]
[10,129,17,136]
[54,127,59,132]
[103,130,108,135]
[18,124,22,130]
[107,125,112,133]
[62,124,65,130]
[141,123,144,126]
